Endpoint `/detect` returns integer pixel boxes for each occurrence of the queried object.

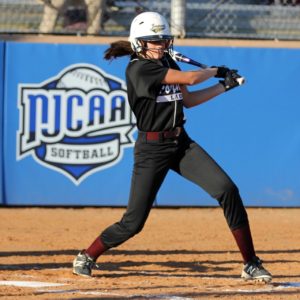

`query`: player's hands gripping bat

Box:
[213,66,230,78]
[219,69,242,92]
[170,50,245,87]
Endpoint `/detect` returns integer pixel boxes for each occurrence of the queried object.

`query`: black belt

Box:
[139,127,182,141]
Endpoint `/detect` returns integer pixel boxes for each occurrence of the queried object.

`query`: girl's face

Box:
[143,40,171,59]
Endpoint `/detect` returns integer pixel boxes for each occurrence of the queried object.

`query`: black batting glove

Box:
[212,66,231,78]
[219,69,240,92]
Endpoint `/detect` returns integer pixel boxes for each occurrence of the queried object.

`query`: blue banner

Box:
[4,42,135,205]
[158,46,300,207]
[0,41,4,205]
[2,42,300,206]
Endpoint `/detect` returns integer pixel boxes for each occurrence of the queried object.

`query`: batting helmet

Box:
[129,12,174,53]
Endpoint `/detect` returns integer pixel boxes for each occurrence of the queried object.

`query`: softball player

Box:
[73,11,272,282]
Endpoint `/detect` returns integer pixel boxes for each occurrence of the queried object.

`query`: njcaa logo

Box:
[17,64,136,184]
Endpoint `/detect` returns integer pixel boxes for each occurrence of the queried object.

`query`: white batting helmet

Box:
[129,12,174,53]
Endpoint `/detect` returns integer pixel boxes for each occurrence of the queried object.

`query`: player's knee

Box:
[123,220,145,238]
[213,181,239,202]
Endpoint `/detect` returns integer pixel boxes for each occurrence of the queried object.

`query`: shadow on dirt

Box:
[65,290,300,300]
[1,248,300,257]
[1,248,299,277]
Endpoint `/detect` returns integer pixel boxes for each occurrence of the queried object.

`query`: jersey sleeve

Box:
[126,59,169,99]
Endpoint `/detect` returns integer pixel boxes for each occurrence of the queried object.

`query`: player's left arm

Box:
[181,69,244,108]
[181,83,225,108]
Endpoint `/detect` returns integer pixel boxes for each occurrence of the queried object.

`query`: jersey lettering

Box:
[156,84,183,103]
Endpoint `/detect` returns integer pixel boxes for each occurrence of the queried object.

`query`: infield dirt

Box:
[0,207,300,299]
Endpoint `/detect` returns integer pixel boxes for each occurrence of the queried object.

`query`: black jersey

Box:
[125,54,185,132]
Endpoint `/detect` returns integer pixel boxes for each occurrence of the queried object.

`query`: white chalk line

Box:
[1,280,300,299]
[0,280,191,299]
[0,280,65,288]
[37,289,193,299]
[36,288,193,300]
[37,289,123,297]
[212,281,300,294]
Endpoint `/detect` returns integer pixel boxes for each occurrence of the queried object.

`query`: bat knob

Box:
[236,77,245,85]
[230,71,245,86]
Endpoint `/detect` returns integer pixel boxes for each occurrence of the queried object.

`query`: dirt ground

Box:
[0,207,300,299]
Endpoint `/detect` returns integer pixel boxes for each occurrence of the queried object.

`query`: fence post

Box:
[170,0,186,38]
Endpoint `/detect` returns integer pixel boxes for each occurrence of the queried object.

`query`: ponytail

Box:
[104,40,134,60]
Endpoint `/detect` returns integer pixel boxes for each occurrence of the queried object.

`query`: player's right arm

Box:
[162,68,218,85]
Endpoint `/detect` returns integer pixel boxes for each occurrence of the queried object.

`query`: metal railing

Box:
[0,0,299,40]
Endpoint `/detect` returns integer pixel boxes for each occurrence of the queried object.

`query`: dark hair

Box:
[104,40,134,61]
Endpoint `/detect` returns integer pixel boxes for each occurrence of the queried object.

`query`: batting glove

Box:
[219,69,242,92]
[212,66,231,78]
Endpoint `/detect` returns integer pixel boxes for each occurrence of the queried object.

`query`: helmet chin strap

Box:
[141,47,169,60]
[138,40,172,53]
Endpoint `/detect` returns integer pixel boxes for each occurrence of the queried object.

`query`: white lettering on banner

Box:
[45,139,119,164]
[19,89,130,153]
[17,64,136,184]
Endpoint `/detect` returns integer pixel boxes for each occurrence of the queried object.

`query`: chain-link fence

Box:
[0,0,300,40]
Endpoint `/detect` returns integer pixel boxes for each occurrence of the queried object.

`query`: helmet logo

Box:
[151,24,165,33]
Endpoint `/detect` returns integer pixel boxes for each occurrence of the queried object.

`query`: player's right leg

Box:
[73,138,174,277]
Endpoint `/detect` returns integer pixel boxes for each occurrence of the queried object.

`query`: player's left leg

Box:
[171,136,272,283]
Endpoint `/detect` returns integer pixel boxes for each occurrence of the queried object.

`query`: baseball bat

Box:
[170,50,245,85]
